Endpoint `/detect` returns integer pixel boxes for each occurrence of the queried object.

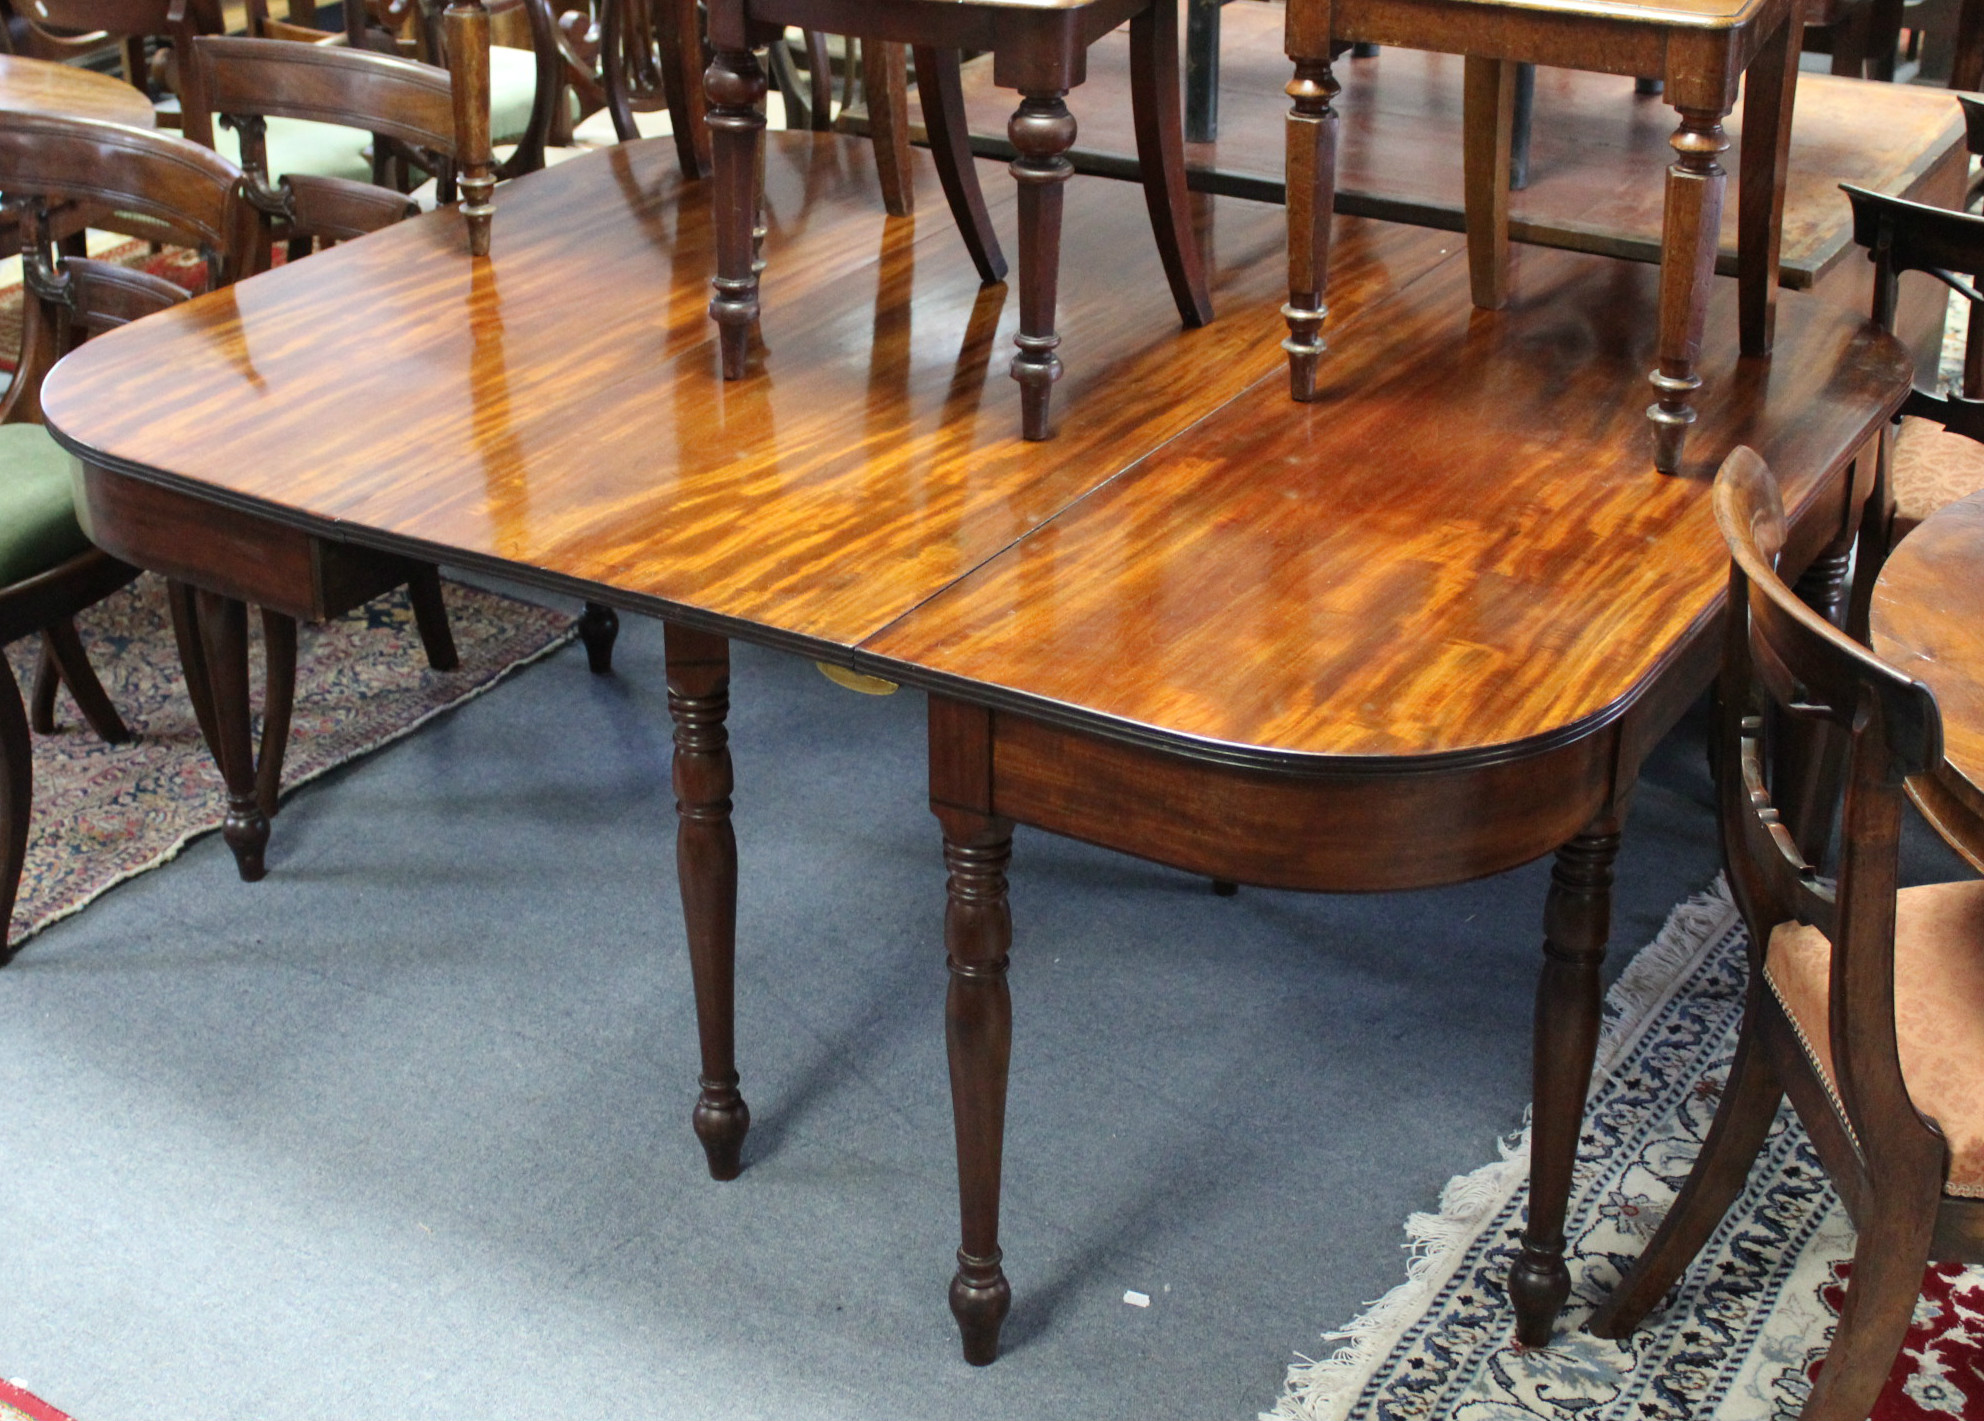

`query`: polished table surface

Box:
[1872,489,1984,874]
[0,54,154,128]
[43,133,1912,1360]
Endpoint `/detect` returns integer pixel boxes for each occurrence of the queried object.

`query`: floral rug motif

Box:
[1270,884,1984,1420]
[7,573,572,949]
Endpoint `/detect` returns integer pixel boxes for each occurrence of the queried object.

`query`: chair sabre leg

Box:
[0,656,33,963]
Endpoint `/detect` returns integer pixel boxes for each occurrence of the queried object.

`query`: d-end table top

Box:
[44,134,1456,658]
[1871,489,1984,870]
[861,246,1912,772]
[0,54,154,129]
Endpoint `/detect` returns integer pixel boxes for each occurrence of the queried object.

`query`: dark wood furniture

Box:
[702,0,1212,440]
[1871,489,1984,873]
[0,50,156,126]
[1589,447,1984,1421]
[4,0,224,125]
[1280,0,1803,477]
[0,114,257,950]
[40,134,1910,1364]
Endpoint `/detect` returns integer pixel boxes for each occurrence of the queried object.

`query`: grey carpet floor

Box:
[0,589,1964,1420]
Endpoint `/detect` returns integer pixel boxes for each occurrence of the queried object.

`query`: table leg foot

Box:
[1283,57,1338,403]
[579,601,619,675]
[1008,92,1074,441]
[1511,814,1621,1347]
[951,1247,1012,1365]
[707,47,768,380]
[1647,375,1699,476]
[667,622,749,1181]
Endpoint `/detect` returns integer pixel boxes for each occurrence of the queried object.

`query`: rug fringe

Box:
[1265,876,1740,1421]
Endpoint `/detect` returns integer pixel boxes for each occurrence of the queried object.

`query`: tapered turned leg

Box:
[1128,0,1213,329]
[0,655,33,964]
[194,589,269,882]
[1509,814,1622,1346]
[1008,91,1075,441]
[578,601,619,675]
[913,47,1007,285]
[1588,987,1782,1338]
[665,621,748,1180]
[405,566,459,671]
[1283,57,1339,402]
[1648,108,1728,475]
[938,805,1015,1365]
[707,46,768,380]
[254,610,297,821]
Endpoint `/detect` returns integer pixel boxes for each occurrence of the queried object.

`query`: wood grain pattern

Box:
[861,246,1913,770]
[1871,490,1984,867]
[46,133,1455,652]
[935,6,1965,290]
[0,53,155,128]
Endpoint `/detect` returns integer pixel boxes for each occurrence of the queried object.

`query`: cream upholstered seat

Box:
[1767,878,1984,1198]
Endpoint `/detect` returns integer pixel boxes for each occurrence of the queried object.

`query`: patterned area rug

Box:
[1271,883,1984,1420]
[6,573,572,949]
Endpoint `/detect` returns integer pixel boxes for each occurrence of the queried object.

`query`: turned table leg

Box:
[1008,90,1076,441]
[707,45,769,380]
[1508,811,1622,1346]
[1648,107,1728,475]
[193,588,271,882]
[1283,54,1338,402]
[665,622,749,1180]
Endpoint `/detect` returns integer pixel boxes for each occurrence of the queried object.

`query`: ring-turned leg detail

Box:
[1509,815,1621,1346]
[1648,107,1728,474]
[666,622,749,1180]
[1008,91,1076,440]
[1283,56,1339,402]
[939,807,1015,1364]
[706,46,769,379]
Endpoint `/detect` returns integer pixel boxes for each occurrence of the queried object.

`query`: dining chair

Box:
[703,0,1211,441]
[1585,444,1984,1421]
[0,113,257,954]
[4,0,223,126]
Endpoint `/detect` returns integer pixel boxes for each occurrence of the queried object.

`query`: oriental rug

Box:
[1270,882,1984,1421]
[5,573,573,950]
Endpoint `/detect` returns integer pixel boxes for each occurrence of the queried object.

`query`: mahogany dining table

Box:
[0,53,154,129]
[39,134,1911,1362]
[1871,489,1984,873]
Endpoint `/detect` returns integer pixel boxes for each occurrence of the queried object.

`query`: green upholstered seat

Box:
[0,424,93,589]
[213,114,374,184]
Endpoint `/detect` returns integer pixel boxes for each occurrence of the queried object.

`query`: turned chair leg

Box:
[1007,89,1077,440]
[1128,0,1213,328]
[1283,55,1339,402]
[913,47,1007,285]
[405,566,459,671]
[1648,106,1729,475]
[34,619,130,744]
[708,45,771,378]
[0,654,32,964]
[1587,989,1783,1337]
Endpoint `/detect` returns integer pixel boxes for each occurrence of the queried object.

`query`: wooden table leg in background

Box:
[929,697,1014,1365]
[665,623,750,1180]
[579,601,620,675]
[190,588,271,882]
[1507,805,1626,1346]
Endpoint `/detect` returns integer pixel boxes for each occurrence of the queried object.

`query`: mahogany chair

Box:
[0,114,256,955]
[704,0,1211,441]
[1587,445,1984,1421]
[1,0,223,125]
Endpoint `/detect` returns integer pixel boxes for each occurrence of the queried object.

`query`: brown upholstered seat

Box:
[1890,414,1984,541]
[1767,878,1984,1198]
